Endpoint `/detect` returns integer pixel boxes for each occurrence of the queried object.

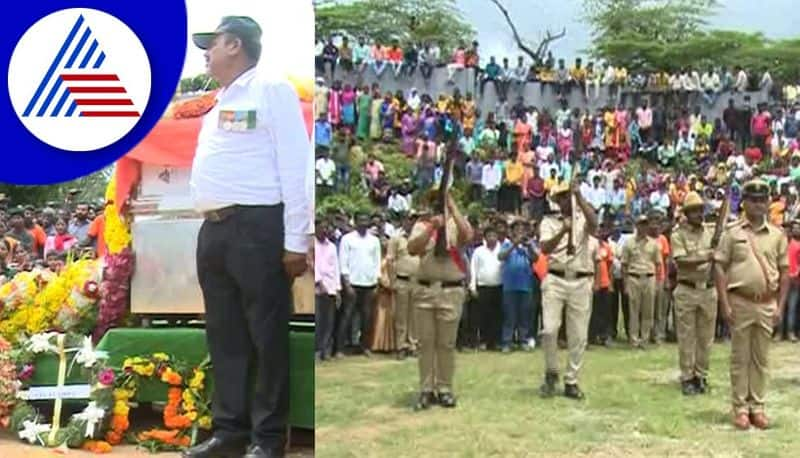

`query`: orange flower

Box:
[82,440,113,454]
[167,388,182,401]
[111,414,129,432]
[105,430,122,445]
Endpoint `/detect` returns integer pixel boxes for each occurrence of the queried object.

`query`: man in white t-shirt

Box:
[315,151,336,197]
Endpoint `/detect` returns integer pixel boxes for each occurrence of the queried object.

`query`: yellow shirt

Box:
[570,67,587,81]
[615,67,628,83]
[538,69,555,82]
[505,160,524,185]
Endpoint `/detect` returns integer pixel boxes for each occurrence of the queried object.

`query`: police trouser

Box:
[729,292,775,415]
[414,283,465,394]
[626,274,655,345]
[541,274,593,385]
[674,283,717,382]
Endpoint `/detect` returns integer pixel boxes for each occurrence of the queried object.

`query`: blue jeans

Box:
[336,165,350,192]
[502,290,533,347]
[778,283,800,336]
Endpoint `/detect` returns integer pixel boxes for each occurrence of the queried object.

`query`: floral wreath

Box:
[0,333,212,453]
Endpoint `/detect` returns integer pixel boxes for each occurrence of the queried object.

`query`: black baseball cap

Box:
[192,16,262,61]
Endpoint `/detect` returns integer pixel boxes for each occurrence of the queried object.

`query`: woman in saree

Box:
[380,92,395,142]
[462,92,477,134]
[400,107,418,157]
[356,85,372,141]
[603,106,617,150]
[514,112,532,158]
[392,90,406,137]
[369,246,396,352]
[369,88,384,141]
[327,80,342,127]
[448,90,464,126]
[340,84,356,133]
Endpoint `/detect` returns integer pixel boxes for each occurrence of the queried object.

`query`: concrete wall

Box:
[321,66,769,121]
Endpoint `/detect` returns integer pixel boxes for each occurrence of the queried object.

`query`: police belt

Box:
[417,279,464,288]
[548,270,593,280]
[729,288,776,303]
[203,205,271,222]
[677,279,714,290]
[627,272,654,279]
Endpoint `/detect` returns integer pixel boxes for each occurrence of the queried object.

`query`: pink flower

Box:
[18,364,35,381]
[97,368,115,386]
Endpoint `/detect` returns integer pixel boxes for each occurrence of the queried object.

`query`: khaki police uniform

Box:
[671,220,717,383]
[387,230,420,352]
[715,216,788,415]
[410,218,466,394]
[539,208,598,385]
[622,229,660,346]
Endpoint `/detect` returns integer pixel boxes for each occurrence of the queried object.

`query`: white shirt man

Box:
[701,71,721,92]
[649,190,670,211]
[482,160,503,192]
[735,69,749,92]
[190,68,312,254]
[315,156,336,186]
[388,193,410,214]
[585,182,608,211]
[602,65,616,85]
[339,230,382,287]
[468,240,503,294]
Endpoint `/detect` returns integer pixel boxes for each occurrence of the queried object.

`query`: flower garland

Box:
[8,332,114,450]
[108,353,212,452]
[103,175,132,255]
[0,259,102,343]
[0,336,18,428]
[92,248,134,341]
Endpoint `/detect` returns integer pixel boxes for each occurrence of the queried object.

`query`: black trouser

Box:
[499,184,522,214]
[458,294,480,349]
[589,288,612,342]
[469,183,483,202]
[316,294,337,358]
[480,77,505,100]
[420,62,433,79]
[404,60,417,77]
[477,285,503,349]
[196,204,289,449]
[322,57,336,78]
[610,278,629,340]
[336,285,376,353]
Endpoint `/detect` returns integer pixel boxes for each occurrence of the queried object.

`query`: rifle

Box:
[711,171,736,248]
[567,163,580,256]
[434,129,458,257]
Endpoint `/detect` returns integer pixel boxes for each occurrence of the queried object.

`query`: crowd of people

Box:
[0,197,106,282]
[313,44,800,413]
[315,36,784,104]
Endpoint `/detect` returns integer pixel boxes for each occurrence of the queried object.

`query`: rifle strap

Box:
[745,230,772,293]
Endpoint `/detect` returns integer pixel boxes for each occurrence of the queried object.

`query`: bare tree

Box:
[488,0,566,64]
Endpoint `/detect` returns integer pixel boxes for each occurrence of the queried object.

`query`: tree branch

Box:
[488,0,566,63]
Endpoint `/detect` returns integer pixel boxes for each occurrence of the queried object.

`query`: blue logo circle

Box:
[2,1,187,184]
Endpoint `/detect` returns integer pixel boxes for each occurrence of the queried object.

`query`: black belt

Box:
[678,279,714,290]
[396,275,411,281]
[628,273,654,278]
[203,205,270,222]
[417,279,464,288]
[548,270,593,279]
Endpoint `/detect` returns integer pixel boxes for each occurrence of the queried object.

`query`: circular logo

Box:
[8,8,151,152]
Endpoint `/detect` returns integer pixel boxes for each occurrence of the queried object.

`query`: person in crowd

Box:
[622,214,661,349]
[315,219,340,361]
[498,220,536,352]
[43,217,77,259]
[386,212,421,359]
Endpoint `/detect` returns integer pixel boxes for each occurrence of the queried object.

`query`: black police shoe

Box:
[243,445,284,458]
[413,391,437,411]
[681,380,698,396]
[693,377,708,394]
[564,383,585,400]
[181,436,248,458]
[539,372,559,398]
[438,392,457,408]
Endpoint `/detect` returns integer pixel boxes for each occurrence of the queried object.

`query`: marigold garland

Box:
[107,353,212,451]
[103,176,132,255]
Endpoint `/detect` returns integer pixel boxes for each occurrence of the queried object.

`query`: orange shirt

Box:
[769,199,785,226]
[28,224,47,256]
[657,235,670,282]
[386,47,403,62]
[88,215,107,258]
[597,241,613,288]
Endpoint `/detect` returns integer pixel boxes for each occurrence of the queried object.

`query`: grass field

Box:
[316,341,800,457]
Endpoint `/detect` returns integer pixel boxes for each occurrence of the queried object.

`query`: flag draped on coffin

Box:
[115,76,314,210]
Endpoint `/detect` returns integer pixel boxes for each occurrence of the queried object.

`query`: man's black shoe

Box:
[693,377,708,394]
[438,392,457,408]
[413,391,437,411]
[539,372,559,398]
[681,380,698,396]
[181,436,248,458]
[244,445,284,458]
[564,383,585,400]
